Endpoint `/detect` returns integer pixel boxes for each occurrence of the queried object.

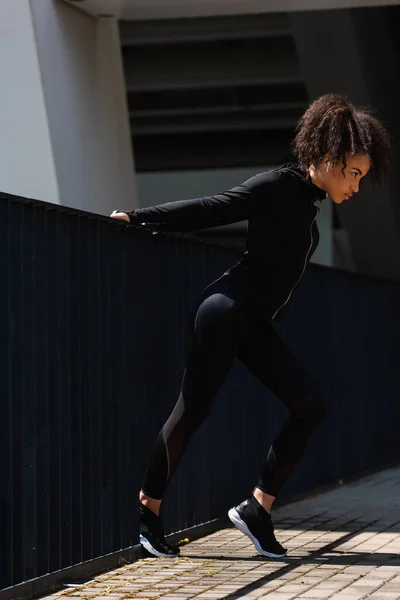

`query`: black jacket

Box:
[126,164,327,320]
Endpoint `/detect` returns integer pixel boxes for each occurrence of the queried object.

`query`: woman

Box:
[111,94,391,559]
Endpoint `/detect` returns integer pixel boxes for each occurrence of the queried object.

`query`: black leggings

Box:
[141,276,327,500]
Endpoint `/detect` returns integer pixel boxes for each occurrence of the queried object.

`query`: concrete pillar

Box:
[0,0,138,215]
[0,0,60,203]
[95,16,138,215]
[290,8,400,280]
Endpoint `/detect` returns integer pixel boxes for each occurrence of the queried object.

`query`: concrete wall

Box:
[30,0,99,210]
[121,0,400,20]
[0,0,137,214]
[30,0,138,214]
[0,0,59,202]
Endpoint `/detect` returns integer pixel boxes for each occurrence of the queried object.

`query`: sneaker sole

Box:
[228,508,287,558]
[140,534,180,558]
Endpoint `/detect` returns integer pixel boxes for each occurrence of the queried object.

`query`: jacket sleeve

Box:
[125,171,282,233]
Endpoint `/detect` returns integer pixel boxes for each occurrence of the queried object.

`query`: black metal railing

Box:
[1,191,400,594]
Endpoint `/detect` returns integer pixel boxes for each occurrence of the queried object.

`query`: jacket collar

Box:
[301,166,328,202]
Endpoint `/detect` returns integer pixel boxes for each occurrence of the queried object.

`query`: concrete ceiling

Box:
[61,0,123,18]
[62,0,400,19]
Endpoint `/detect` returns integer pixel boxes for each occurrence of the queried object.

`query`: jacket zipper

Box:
[272,214,317,320]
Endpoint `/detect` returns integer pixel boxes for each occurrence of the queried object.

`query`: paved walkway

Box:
[46,466,400,600]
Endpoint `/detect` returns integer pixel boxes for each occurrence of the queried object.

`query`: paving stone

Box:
[90,596,125,600]
[39,466,400,600]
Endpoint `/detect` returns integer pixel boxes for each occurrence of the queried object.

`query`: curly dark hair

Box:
[292,94,392,185]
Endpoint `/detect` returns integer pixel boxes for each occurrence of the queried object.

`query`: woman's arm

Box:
[118,171,282,233]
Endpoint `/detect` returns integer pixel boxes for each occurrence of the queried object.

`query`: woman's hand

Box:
[110,210,130,223]
[110,210,159,234]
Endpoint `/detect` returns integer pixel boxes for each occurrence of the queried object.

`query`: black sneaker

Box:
[228,496,287,558]
[139,503,180,558]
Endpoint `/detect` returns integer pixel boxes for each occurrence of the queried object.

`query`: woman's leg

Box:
[239,322,327,501]
[228,322,326,558]
[139,284,247,556]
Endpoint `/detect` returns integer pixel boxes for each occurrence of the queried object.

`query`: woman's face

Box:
[317,153,371,204]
